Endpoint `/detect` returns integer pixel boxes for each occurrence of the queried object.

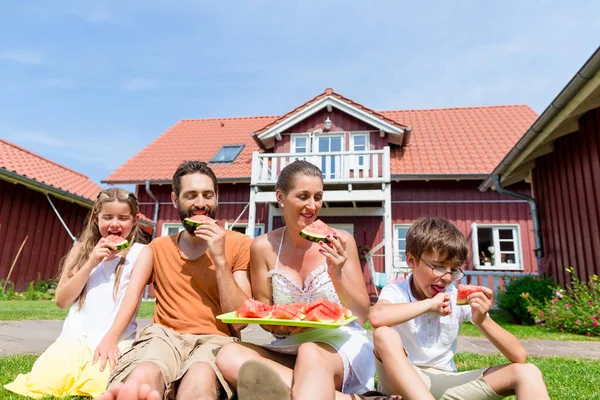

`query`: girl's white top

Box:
[61,243,145,348]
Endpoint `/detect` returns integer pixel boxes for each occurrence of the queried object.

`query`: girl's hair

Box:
[276,160,323,195]
[58,188,143,310]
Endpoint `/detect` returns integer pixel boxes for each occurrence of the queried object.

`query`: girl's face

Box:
[277,174,323,230]
[95,201,137,239]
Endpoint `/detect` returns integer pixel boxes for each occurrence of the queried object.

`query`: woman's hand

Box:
[318,232,348,277]
[260,324,308,336]
[89,238,116,266]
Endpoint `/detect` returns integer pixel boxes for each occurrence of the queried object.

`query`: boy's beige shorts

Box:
[375,356,504,400]
[108,324,236,400]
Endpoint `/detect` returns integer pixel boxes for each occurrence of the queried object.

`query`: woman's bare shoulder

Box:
[251,228,284,251]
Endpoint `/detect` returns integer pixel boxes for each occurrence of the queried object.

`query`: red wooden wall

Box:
[0,180,89,291]
[533,107,600,285]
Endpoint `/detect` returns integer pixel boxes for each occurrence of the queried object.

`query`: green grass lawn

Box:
[1,353,599,399]
[0,300,155,321]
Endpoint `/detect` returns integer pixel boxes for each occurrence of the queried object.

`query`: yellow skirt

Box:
[4,335,132,399]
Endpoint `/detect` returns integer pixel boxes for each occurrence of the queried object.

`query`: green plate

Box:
[216,311,357,329]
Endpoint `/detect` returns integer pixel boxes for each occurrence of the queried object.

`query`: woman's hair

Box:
[58,188,143,310]
[276,160,323,195]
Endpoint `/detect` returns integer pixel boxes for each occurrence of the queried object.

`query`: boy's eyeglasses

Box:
[421,259,464,281]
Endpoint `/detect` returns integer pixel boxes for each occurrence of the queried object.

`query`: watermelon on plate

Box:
[300,219,334,243]
[236,299,273,318]
[106,234,130,250]
[272,303,306,320]
[184,215,217,229]
[303,297,347,323]
[456,284,482,305]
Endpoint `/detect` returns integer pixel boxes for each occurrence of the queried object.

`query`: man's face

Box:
[171,173,218,235]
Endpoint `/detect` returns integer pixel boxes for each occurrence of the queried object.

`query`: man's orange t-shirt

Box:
[148,229,251,337]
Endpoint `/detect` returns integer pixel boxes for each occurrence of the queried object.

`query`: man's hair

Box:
[406,217,469,267]
[172,161,218,196]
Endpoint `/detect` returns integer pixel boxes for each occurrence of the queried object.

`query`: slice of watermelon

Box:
[184,215,217,229]
[236,299,273,318]
[299,219,334,243]
[272,304,305,320]
[106,234,130,250]
[456,284,483,305]
[304,304,345,323]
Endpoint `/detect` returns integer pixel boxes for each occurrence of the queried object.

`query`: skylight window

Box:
[210,145,244,163]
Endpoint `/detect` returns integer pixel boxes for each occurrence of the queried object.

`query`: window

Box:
[350,133,370,169]
[225,222,265,238]
[472,223,523,270]
[394,225,411,268]
[161,223,184,237]
[210,145,244,163]
[316,135,344,179]
[291,136,310,153]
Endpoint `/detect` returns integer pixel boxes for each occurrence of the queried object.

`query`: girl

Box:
[216,160,377,400]
[4,188,146,399]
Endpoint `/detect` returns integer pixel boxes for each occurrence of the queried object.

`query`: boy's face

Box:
[407,250,458,301]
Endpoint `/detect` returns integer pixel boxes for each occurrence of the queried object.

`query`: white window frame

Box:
[393,224,411,269]
[225,222,265,238]
[291,134,311,154]
[161,222,184,237]
[350,132,370,170]
[472,223,523,271]
[328,223,354,236]
[313,133,344,180]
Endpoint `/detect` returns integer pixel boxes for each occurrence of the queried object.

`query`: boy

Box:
[369,217,549,400]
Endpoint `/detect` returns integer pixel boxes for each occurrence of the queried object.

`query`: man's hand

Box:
[93,335,121,372]
[194,223,226,262]
[469,286,493,325]
[428,292,451,316]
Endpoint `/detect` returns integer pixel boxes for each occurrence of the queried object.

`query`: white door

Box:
[314,135,343,179]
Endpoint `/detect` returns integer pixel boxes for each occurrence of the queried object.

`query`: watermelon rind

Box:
[299,230,329,243]
[113,239,130,251]
[184,216,217,229]
[299,220,332,243]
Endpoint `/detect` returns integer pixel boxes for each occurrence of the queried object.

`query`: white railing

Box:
[251,147,391,185]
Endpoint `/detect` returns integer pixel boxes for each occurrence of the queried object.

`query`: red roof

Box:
[0,138,103,201]
[104,92,537,182]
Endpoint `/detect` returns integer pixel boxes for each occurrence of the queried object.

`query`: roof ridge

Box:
[180,115,279,122]
[0,138,91,180]
[379,104,531,113]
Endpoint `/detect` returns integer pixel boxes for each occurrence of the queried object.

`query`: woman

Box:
[216,160,376,400]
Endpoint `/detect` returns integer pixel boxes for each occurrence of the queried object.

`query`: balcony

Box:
[251,147,391,186]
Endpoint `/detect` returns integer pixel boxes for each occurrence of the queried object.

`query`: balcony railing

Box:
[251,147,391,186]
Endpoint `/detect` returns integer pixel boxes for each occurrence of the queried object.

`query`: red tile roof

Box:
[104,92,537,182]
[0,138,103,201]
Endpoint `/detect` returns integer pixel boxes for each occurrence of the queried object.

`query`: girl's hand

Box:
[89,238,116,265]
[93,335,121,372]
[318,232,348,277]
[469,286,493,325]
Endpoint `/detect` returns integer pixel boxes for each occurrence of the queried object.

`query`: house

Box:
[104,89,539,296]
[0,139,154,291]
[481,46,600,286]
[0,139,103,291]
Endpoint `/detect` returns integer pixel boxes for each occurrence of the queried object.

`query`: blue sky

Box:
[1,0,599,187]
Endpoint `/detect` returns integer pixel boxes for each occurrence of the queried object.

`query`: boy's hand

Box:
[469,286,493,325]
[428,292,451,316]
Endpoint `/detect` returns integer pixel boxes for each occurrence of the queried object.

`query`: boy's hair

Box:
[406,217,469,267]
[172,161,218,197]
[58,188,144,310]
[276,160,323,195]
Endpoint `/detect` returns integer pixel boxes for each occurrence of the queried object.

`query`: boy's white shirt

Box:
[379,275,473,372]
[61,243,146,348]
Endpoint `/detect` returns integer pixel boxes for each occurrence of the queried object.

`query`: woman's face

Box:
[277,174,324,230]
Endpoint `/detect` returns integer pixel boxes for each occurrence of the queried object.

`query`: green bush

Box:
[523,268,600,337]
[497,275,554,325]
[0,278,56,301]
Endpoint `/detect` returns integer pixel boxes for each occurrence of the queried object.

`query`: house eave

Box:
[257,95,405,148]
[0,168,94,208]
[391,173,488,181]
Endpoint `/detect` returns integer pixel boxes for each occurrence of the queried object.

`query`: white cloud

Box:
[0,50,42,64]
[40,78,77,89]
[122,78,159,91]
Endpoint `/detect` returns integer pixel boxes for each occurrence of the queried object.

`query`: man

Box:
[96,161,252,400]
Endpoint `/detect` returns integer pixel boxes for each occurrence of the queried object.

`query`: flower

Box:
[566,303,571,308]
[589,301,594,306]
[575,320,580,325]
[593,321,599,327]
[540,312,545,317]
[520,292,530,299]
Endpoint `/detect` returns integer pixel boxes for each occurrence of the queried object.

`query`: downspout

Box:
[46,194,77,243]
[145,180,160,240]
[492,175,544,274]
